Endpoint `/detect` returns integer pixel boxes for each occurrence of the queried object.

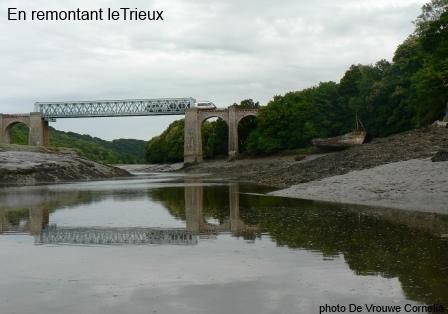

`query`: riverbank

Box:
[118,163,183,173]
[184,127,448,213]
[270,158,448,214]
[0,145,129,186]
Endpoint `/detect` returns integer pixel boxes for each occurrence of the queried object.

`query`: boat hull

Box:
[312,131,367,148]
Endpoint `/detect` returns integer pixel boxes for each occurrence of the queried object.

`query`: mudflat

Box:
[270,158,448,214]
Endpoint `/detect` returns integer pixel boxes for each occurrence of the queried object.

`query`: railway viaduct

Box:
[0,98,258,163]
[183,106,257,163]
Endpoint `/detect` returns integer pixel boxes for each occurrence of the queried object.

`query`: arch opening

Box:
[237,115,257,156]
[6,122,30,145]
[201,116,229,160]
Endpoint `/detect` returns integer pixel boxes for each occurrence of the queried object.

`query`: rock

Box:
[0,147,130,186]
[432,150,448,162]
[432,120,448,128]
[294,155,306,161]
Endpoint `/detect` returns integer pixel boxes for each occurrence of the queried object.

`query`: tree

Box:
[202,119,228,159]
[146,120,185,163]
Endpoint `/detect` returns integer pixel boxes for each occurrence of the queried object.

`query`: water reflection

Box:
[39,226,197,245]
[185,183,259,237]
[0,178,448,307]
[0,182,258,242]
[150,182,448,307]
[0,207,49,235]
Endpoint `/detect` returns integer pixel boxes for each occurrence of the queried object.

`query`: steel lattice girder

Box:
[34,98,196,120]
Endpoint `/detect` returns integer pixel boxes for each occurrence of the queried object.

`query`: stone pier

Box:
[184,106,258,164]
[0,112,49,146]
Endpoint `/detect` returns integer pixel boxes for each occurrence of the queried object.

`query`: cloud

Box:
[0,0,427,140]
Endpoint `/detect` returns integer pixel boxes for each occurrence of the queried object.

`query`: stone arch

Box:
[236,112,258,154]
[184,107,259,164]
[200,114,229,160]
[2,115,31,145]
[199,115,229,126]
[236,110,257,125]
[198,110,229,126]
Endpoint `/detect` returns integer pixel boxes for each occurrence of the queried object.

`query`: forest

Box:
[145,0,447,163]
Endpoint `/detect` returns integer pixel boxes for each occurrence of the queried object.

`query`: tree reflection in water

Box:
[150,182,448,307]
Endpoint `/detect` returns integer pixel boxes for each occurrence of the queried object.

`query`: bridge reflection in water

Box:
[185,183,258,236]
[0,207,49,235]
[0,182,256,245]
[39,226,197,245]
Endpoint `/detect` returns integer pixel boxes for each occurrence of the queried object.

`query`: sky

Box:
[0,0,428,141]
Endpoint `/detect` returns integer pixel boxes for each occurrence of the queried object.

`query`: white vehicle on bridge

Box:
[195,101,216,109]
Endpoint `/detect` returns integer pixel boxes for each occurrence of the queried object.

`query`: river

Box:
[0,173,447,313]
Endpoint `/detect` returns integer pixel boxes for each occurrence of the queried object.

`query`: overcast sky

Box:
[0,0,428,141]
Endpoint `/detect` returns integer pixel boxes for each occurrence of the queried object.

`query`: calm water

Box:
[0,173,447,314]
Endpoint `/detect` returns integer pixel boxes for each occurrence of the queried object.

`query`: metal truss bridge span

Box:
[34,97,196,121]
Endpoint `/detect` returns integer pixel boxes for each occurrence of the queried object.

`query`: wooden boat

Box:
[312,130,367,148]
[312,115,366,148]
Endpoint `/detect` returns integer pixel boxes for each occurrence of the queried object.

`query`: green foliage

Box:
[5,208,29,226]
[414,0,448,34]
[9,123,29,145]
[146,119,185,163]
[49,128,146,164]
[202,119,228,159]
[234,99,259,154]
[144,118,231,163]
[246,82,340,153]
[413,5,448,125]
[10,124,146,164]
[110,139,147,163]
[233,99,260,109]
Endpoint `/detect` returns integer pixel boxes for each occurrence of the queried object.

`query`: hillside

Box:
[10,124,146,164]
